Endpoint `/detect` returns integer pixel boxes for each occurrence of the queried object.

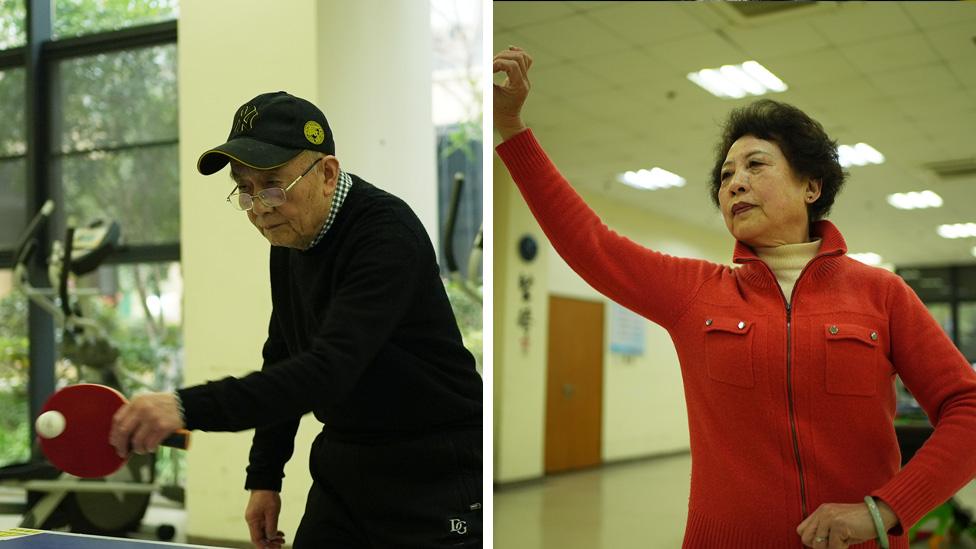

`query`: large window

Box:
[53,0,178,39]
[0,67,26,250]
[0,269,30,467]
[431,0,483,371]
[56,44,179,244]
[0,2,180,478]
[899,265,976,365]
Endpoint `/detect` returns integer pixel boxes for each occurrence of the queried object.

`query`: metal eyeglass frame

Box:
[226,157,322,211]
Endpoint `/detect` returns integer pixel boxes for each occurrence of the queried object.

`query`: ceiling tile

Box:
[889,90,976,122]
[652,31,749,74]
[573,47,675,87]
[867,64,961,98]
[528,61,613,99]
[809,3,916,46]
[496,0,976,267]
[923,20,976,63]
[564,1,626,14]
[494,1,576,31]
[762,47,860,88]
[723,20,829,58]
[839,32,940,75]
[584,2,710,47]
[516,13,631,58]
[492,29,570,66]
[900,1,976,30]
[945,58,976,89]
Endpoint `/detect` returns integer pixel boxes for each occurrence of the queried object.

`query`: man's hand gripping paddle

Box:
[36,383,190,478]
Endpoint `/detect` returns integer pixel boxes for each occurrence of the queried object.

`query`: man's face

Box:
[230,153,338,249]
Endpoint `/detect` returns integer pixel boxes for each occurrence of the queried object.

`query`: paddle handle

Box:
[161,429,191,450]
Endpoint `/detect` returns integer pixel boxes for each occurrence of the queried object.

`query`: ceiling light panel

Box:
[937,223,976,239]
[687,61,787,99]
[617,167,687,191]
[886,190,943,210]
[838,143,885,167]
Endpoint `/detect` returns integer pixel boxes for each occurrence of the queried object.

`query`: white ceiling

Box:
[494,1,976,267]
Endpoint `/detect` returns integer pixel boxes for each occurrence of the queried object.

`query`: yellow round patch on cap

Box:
[304,121,325,145]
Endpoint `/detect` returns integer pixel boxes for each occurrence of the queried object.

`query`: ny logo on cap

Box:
[236,105,258,133]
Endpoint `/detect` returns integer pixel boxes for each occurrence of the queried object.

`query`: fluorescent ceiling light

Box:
[937,223,976,239]
[848,252,883,266]
[687,61,787,99]
[838,143,885,167]
[617,167,686,191]
[886,190,943,210]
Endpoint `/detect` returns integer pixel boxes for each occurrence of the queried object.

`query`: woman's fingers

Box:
[492,58,526,92]
[492,48,532,88]
[493,47,533,140]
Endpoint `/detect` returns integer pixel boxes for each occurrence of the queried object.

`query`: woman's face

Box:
[717,135,822,248]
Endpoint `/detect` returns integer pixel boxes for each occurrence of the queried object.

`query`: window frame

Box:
[0,1,179,455]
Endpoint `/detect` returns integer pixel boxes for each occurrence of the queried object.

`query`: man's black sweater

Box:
[177,175,482,491]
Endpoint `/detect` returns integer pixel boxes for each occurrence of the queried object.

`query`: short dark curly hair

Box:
[708,99,846,222]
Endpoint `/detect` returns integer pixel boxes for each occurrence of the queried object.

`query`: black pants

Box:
[292,430,482,548]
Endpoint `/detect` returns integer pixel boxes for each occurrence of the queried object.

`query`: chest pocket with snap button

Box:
[824,323,880,396]
[703,317,755,388]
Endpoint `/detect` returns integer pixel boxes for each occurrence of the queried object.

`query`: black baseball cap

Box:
[196,91,336,176]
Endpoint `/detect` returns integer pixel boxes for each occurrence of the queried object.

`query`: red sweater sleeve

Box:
[496,129,722,328]
[873,275,976,530]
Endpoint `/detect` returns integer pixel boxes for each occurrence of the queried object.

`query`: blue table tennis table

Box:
[0,528,229,548]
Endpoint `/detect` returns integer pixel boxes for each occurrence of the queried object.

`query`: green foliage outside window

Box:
[58,44,179,244]
[0,0,26,49]
[0,289,30,466]
[54,0,179,39]
[444,280,482,374]
[0,1,181,474]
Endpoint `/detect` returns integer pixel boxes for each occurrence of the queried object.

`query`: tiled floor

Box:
[495,453,976,549]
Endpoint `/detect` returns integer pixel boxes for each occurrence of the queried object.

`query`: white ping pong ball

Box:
[36,410,66,439]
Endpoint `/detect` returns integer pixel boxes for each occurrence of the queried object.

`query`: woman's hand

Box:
[796,500,897,548]
[492,46,533,141]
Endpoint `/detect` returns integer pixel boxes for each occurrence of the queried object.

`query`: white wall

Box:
[493,156,732,481]
[547,190,729,462]
[179,0,434,542]
[493,155,549,482]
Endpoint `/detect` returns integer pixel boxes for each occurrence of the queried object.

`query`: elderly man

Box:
[109,91,483,548]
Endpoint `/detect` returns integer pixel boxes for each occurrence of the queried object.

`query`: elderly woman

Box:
[493,46,976,549]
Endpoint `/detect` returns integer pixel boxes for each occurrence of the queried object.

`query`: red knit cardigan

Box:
[497,130,976,549]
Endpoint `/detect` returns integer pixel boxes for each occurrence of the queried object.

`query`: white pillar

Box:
[314,0,438,250]
[178,0,325,544]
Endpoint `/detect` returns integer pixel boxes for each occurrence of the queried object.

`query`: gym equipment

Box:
[0,201,177,538]
[443,172,482,304]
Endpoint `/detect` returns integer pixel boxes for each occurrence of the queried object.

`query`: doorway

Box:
[545,295,604,473]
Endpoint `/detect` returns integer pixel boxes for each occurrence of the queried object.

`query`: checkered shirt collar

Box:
[305,170,353,250]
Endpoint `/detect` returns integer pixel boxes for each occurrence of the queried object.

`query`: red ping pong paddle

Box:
[38,383,190,478]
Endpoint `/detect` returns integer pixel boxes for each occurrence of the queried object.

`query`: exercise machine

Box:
[0,201,176,540]
[443,172,483,305]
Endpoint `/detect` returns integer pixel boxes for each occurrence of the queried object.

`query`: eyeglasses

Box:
[226,157,322,211]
